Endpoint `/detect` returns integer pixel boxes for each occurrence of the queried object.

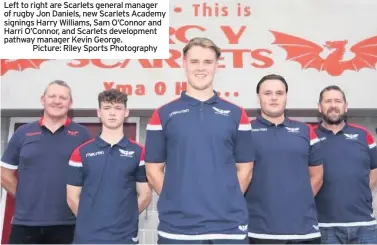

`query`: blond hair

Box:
[183,37,221,59]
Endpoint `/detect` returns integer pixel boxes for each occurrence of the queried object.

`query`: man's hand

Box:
[137,182,152,214]
[66,185,82,216]
[145,163,165,195]
[1,167,18,196]
[309,165,323,196]
[236,162,254,193]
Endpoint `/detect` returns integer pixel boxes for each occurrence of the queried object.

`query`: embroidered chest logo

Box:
[318,137,327,141]
[26,131,41,136]
[285,127,300,133]
[86,151,104,157]
[119,149,135,157]
[67,130,79,136]
[169,109,189,118]
[251,127,268,132]
[344,133,358,140]
[212,107,230,116]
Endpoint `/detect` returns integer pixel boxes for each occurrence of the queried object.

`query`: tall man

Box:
[145,37,254,244]
[314,85,377,244]
[1,80,92,243]
[66,89,152,244]
[246,74,324,244]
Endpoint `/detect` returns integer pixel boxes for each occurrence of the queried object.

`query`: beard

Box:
[322,108,346,125]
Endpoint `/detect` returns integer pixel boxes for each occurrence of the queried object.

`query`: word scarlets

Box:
[67,48,274,69]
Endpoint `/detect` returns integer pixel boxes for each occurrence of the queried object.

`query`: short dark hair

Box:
[319,85,347,102]
[256,74,288,94]
[98,89,128,108]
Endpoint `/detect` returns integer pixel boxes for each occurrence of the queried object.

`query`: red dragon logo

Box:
[1,59,51,76]
[270,30,377,76]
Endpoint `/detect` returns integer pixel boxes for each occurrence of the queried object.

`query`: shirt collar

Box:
[180,91,220,106]
[256,114,291,127]
[38,117,71,128]
[95,135,130,148]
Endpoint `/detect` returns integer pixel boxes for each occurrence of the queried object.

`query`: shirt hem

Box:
[12,219,76,226]
[0,161,18,169]
[248,232,321,240]
[318,220,377,227]
[158,231,247,240]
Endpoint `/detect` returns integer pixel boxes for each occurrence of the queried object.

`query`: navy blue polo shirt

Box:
[315,122,377,227]
[245,115,322,240]
[0,118,92,226]
[67,135,147,244]
[144,91,254,240]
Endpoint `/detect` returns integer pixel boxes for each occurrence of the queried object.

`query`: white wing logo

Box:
[212,107,230,116]
[344,134,358,140]
[238,224,248,232]
[119,149,135,157]
[285,127,300,133]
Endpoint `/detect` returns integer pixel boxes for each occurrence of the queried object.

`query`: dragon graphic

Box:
[270,31,377,76]
[1,59,51,76]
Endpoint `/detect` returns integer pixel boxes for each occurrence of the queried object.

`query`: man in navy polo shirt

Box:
[144,37,254,244]
[66,89,152,244]
[245,74,324,244]
[314,85,377,244]
[1,80,92,244]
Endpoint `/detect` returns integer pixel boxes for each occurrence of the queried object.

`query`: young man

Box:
[66,89,152,244]
[1,80,92,244]
[246,74,324,244]
[314,85,377,244]
[145,37,254,244]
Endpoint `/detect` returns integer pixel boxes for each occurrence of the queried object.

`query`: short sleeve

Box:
[1,127,24,170]
[67,147,84,186]
[80,127,93,143]
[308,125,323,166]
[145,109,167,163]
[366,131,377,169]
[136,147,147,182]
[235,108,255,163]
